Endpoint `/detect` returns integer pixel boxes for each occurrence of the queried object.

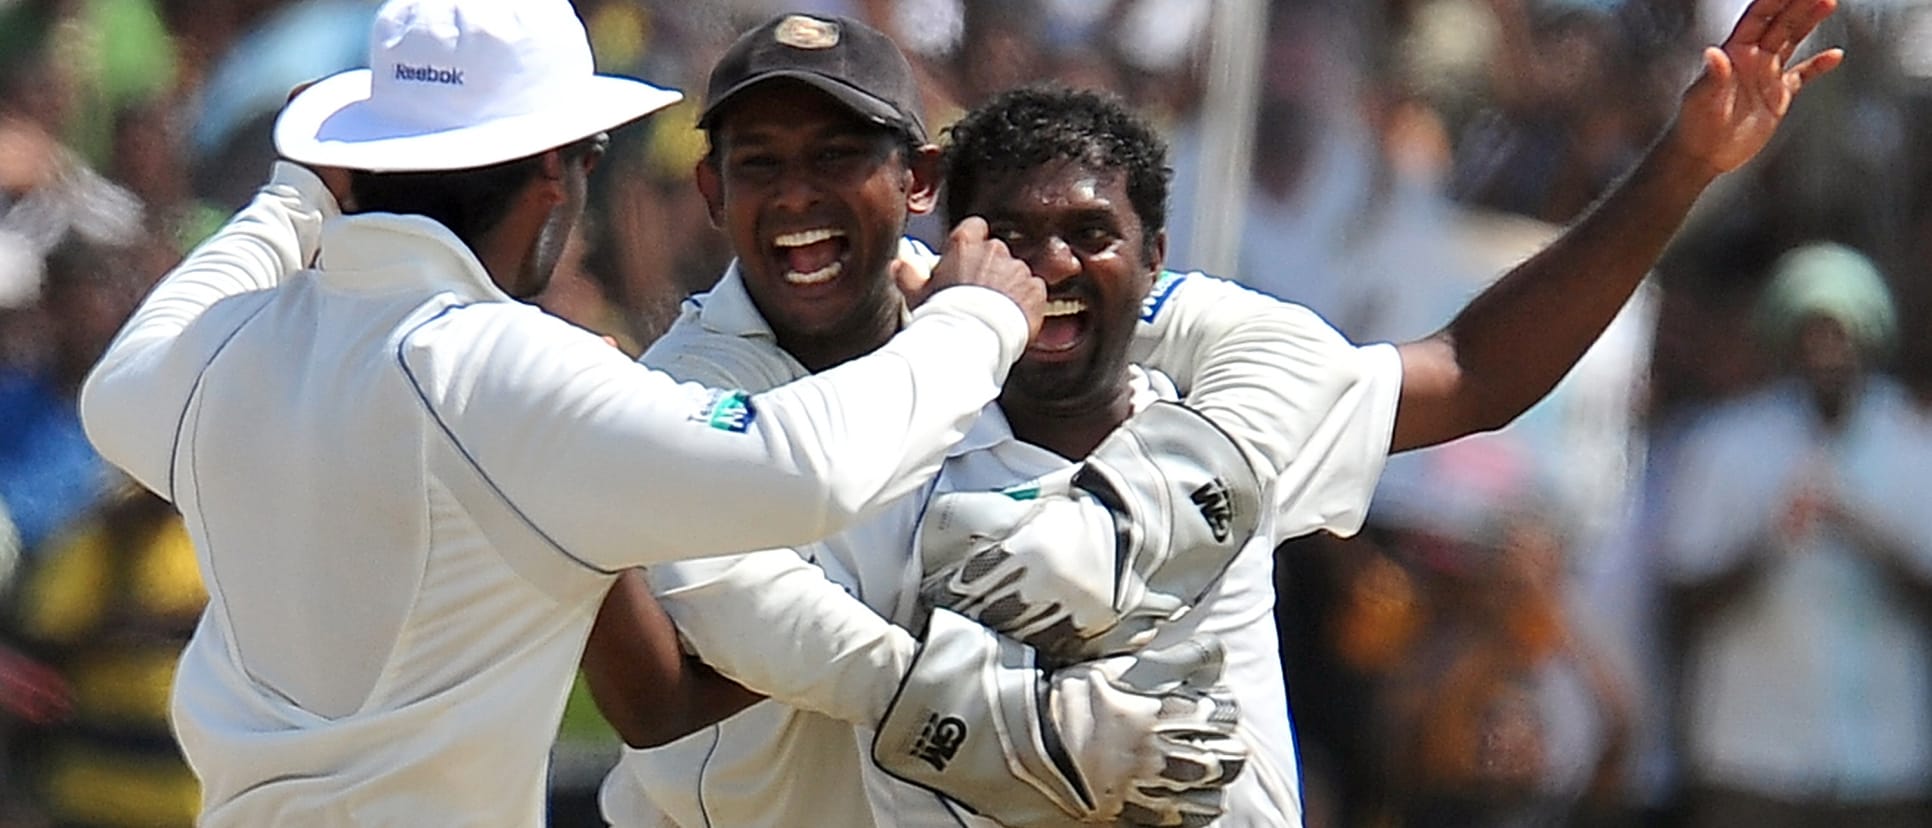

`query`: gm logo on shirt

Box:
[912,713,967,771]
[394,63,465,85]
[691,389,756,433]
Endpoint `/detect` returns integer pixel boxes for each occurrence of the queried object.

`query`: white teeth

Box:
[774,228,845,247]
[785,261,842,285]
[1043,298,1087,316]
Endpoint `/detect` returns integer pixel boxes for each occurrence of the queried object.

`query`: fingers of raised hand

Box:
[935,216,1041,308]
[1769,0,1837,62]
[1788,47,1845,91]
[1724,0,1837,71]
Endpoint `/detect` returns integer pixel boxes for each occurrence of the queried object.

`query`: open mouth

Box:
[1032,296,1090,354]
[773,227,848,286]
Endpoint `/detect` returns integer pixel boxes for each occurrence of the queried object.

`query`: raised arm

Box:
[1391,0,1841,452]
[80,162,339,495]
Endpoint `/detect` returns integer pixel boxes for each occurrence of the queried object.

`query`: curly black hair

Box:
[941,85,1171,259]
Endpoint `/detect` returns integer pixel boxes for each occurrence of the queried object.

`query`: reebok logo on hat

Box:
[275,0,683,173]
[394,63,465,85]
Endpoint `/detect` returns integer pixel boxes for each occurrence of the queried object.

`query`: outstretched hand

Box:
[1670,0,1843,176]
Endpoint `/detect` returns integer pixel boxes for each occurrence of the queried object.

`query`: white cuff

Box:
[915,285,1029,369]
[267,161,343,221]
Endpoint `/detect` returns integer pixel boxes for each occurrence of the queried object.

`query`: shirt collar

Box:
[316,213,512,303]
[692,262,778,340]
[951,366,1174,460]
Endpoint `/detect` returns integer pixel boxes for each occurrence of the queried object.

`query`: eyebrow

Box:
[726,122,884,150]
[983,204,1121,226]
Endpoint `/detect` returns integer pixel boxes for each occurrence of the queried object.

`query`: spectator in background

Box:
[1661,242,1932,828]
[1449,0,1653,225]
[951,0,1048,103]
[0,109,145,339]
[0,242,155,825]
[10,486,204,828]
[0,241,144,557]
[1378,502,1634,828]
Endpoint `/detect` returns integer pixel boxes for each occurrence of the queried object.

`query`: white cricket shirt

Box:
[78,165,1030,827]
[603,266,1402,827]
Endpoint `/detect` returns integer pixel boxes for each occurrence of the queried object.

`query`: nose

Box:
[1026,235,1081,286]
[769,164,822,213]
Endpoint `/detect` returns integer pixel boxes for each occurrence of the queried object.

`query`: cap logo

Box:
[774,15,840,50]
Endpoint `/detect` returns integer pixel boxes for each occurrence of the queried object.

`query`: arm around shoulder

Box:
[645,550,919,729]
[419,285,1025,571]
[581,569,764,749]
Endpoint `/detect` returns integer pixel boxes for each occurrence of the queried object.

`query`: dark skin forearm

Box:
[1392,138,1718,452]
[1390,0,1842,452]
[582,569,764,749]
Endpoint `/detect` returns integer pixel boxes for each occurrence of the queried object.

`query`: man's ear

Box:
[535,149,568,205]
[1148,228,1168,275]
[693,157,725,228]
[905,144,941,215]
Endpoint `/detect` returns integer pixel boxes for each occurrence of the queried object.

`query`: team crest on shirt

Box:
[1140,270,1186,323]
[691,389,757,433]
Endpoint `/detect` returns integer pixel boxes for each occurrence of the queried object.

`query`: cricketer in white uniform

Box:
[595,0,1847,820]
[76,2,1050,825]
[600,252,1400,826]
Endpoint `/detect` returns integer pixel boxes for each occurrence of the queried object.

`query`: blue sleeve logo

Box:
[1140,270,1186,323]
[691,389,756,433]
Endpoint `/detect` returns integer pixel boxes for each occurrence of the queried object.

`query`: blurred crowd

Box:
[5,0,1932,826]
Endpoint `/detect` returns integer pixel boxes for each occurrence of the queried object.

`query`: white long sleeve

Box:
[80,162,338,497]
[407,282,1025,569]
[650,550,916,726]
[634,293,926,725]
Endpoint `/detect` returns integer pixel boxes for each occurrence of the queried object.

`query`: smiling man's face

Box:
[699,82,933,366]
[968,158,1162,412]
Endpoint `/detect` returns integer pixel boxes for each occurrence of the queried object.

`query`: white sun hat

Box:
[274,0,682,173]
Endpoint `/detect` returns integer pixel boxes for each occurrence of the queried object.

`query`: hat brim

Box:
[274,69,683,173]
[698,70,925,142]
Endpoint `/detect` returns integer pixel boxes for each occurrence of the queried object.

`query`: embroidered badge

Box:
[775,15,840,50]
[691,389,757,433]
